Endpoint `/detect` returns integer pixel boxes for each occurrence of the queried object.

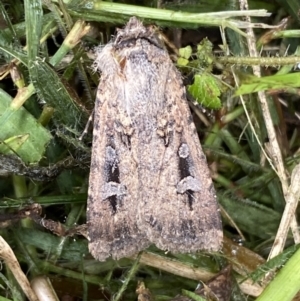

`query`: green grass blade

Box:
[29,59,86,129]
[24,0,43,62]
[256,247,300,301]
[235,73,300,95]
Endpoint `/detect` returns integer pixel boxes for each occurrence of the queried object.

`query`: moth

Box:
[87,17,223,261]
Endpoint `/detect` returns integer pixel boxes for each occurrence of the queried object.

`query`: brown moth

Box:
[87,17,222,261]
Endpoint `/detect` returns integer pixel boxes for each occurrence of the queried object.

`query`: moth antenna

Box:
[79,109,94,141]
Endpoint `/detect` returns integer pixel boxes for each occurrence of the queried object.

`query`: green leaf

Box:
[256,246,300,301]
[28,59,86,129]
[177,57,190,66]
[247,244,300,283]
[188,73,222,109]
[0,89,52,163]
[179,45,192,59]
[0,134,29,154]
[0,41,28,66]
[196,38,214,67]
[235,73,300,95]
[219,196,281,239]
[182,289,206,301]
[24,0,43,62]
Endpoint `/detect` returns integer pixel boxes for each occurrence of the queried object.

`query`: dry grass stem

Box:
[238,0,300,260]
[0,236,39,301]
[133,251,264,297]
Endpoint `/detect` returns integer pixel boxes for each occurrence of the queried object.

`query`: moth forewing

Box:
[136,60,222,252]
[87,17,222,261]
[87,40,150,261]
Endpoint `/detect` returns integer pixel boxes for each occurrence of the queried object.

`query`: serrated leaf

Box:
[28,59,85,129]
[188,73,222,109]
[196,38,214,67]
